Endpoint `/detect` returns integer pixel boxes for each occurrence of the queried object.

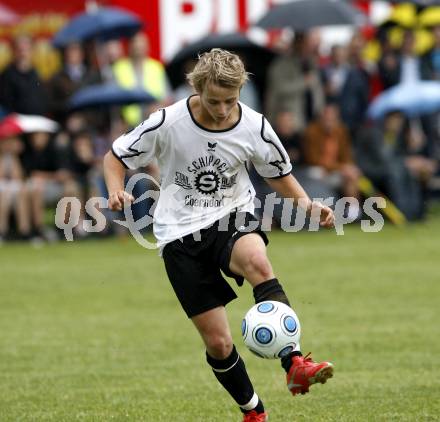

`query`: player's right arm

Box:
[103,151,134,211]
[104,108,166,211]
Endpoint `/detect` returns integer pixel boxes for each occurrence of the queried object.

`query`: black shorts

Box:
[162,212,268,318]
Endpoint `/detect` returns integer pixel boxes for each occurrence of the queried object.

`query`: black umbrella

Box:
[256,0,367,31]
[165,32,276,93]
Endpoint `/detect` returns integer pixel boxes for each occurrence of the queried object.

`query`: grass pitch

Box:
[0,215,439,421]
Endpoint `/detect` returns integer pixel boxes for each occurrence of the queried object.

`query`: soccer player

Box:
[104,49,334,422]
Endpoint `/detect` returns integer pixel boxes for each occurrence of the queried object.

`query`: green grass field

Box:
[1,215,440,421]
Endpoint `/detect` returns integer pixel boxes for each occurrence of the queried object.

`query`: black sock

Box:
[206,345,263,412]
[281,350,303,373]
[253,278,291,306]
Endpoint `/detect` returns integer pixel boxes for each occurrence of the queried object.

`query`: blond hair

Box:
[186,48,249,93]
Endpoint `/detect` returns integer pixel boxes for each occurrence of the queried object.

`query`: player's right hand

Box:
[108,191,134,211]
[309,200,335,229]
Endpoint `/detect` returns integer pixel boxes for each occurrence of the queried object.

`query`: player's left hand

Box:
[310,201,335,228]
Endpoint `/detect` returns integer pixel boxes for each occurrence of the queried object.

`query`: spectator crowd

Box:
[0,21,439,245]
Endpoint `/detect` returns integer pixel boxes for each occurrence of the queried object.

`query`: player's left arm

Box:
[265,174,335,228]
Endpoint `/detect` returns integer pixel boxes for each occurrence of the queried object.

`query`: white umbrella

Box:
[0,114,59,137]
[0,3,19,25]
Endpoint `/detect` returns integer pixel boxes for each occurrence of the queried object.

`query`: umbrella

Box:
[255,0,367,31]
[0,3,19,25]
[69,83,156,110]
[390,1,440,5]
[166,32,276,90]
[418,5,440,26]
[379,3,418,28]
[0,114,59,139]
[376,3,435,54]
[53,6,142,48]
[0,117,22,140]
[367,81,440,119]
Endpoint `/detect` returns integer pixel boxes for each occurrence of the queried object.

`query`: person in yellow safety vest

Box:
[113,32,170,127]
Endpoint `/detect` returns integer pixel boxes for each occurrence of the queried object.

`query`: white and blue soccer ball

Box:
[241,301,301,359]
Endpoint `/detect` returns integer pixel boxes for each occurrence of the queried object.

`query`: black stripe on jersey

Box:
[259,115,289,177]
[117,108,166,161]
[112,146,130,169]
[244,160,251,177]
[265,171,290,180]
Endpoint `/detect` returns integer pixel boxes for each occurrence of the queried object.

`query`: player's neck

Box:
[189,95,240,131]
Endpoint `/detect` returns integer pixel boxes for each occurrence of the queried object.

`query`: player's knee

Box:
[244,251,272,280]
[205,334,233,359]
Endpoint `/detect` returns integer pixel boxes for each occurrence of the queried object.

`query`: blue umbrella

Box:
[367,81,440,120]
[53,6,142,48]
[69,84,156,110]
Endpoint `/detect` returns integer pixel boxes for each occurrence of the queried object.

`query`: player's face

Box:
[199,83,240,123]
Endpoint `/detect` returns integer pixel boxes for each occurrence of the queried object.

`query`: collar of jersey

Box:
[186,94,242,133]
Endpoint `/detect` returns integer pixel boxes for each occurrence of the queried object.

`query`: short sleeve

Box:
[111,109,166,169]
[251,116,292,178]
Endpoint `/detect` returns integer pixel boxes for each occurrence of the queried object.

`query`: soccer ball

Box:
[241,301,301,359]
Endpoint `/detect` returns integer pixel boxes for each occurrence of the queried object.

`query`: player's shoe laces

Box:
[242,410,268,422]
[286,352,334,396]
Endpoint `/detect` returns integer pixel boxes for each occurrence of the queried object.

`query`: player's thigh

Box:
[229,233,274,285]
[163,240,237,318]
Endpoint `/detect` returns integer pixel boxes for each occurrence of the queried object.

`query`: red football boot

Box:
[242,410,269,422]
[286,353,334,396]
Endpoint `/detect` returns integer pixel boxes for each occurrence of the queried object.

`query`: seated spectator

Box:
[68,130,96,237]
[403,120,438,200]
[23,131,79,241]
[421,25,440,145]
[0,133,31,243]
[355,111,433,220]
[302,103,361,218]
[70,130,95,209]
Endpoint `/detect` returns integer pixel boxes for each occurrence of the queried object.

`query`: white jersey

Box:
[112,97,292,249]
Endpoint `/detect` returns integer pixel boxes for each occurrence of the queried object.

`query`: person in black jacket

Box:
[0,34,47,115]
